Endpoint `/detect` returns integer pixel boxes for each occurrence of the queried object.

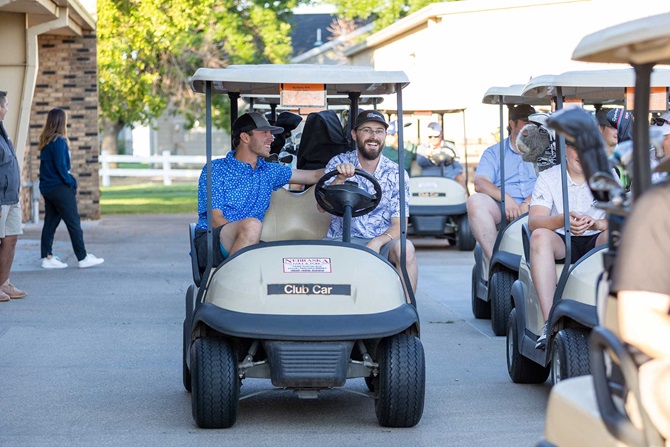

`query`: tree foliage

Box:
[325,0,460,31]
[97,0,301,152]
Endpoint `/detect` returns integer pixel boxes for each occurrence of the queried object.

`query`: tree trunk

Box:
[101,118,124,156]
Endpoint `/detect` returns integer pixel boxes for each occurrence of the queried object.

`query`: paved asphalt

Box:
[0,215,550,447]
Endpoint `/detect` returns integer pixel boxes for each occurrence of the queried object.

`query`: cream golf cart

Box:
[184,64,424,429]
[506,67,670,386]
[538,12,670,447]
[471,85,551,335]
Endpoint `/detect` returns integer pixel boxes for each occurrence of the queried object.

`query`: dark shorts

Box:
[194,225,230,268]
[557,233,601,264]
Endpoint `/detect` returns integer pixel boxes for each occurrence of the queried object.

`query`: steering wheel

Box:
[430,146,457,166]
[315,169,382,217]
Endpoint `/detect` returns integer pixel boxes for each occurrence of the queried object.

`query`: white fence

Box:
[99,151,220,186]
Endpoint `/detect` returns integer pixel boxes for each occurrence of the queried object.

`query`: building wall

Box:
[348,0,669,161]
[25,33,100,220]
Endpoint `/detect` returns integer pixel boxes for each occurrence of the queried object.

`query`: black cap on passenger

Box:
[232,112,284,138]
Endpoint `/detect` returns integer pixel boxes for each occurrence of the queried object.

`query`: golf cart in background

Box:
[185,64,425,429]
[505,68,670,386]
[538,12,670,447]
[471,85,551,335]
[380,107,474,250]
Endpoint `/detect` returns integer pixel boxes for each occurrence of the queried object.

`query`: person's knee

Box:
[240,218,263,235]
[530,229,553,251]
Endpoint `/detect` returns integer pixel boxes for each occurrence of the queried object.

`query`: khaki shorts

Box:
[0,203,23,238]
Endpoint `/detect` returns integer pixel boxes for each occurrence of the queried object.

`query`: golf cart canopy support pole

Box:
[499,102,506,225]
[631,63,653,200]
[205,81,214,280]
[395,83,416,308]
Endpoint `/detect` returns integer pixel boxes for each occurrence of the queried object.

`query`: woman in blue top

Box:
[38,108,103,269]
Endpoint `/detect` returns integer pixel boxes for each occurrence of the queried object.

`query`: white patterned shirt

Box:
[325,150,410,239]
[531,164,605,236]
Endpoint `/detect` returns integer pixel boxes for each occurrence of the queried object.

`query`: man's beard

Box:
[357,138,382,160]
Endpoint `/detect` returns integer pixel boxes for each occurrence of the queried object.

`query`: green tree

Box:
[326,0,460,31]
[97,0,299,154]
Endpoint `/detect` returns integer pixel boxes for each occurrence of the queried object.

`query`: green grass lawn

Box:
[100,183,198,214]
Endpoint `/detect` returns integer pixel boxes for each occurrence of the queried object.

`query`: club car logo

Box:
[267,284,351,296]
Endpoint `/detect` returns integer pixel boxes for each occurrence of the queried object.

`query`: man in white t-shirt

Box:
[529,141,608,348]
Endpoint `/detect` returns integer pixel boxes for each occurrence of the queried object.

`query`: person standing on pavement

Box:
[0,91,28,301]
[38,108,104,269]
[466,104,537,260]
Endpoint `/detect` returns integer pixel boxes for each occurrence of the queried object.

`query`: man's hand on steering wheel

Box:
[331,162,358,185]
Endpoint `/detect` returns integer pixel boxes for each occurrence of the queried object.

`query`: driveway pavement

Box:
[0,215,550,447]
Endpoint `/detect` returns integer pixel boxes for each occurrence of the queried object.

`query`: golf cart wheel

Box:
[191,336,239,428]
[506,309,549,384]
[489,270,515,336]
[471,265,491,319]
[456,216,476,251]
[375,334,425,427]
[550,328,590,385]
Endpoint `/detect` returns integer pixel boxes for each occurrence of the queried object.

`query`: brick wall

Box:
[24,32,100,221]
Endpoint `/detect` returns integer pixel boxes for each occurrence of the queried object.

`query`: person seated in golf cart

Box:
[321,110,418,294]
[416,122,466,188]
[194,112,339,268]
[529,140,608,349]
[612,176,670,442]
[466,104,538,260]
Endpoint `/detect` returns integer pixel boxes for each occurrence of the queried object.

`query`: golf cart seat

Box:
[261,185,331,242]
[188,223,202,287]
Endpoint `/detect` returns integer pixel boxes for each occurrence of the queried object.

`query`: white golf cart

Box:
[538,12,670,447]
[471,85,551,335]
[506,67,670,386]
[184,64,425,429]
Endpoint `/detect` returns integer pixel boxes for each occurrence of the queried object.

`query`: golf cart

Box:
[538,12,670,447]
[471,85,551,335]
[395,108,474,250]
[506,68,670,386]
[184,64,424,429]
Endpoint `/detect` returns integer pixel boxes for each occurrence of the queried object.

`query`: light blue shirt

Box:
[325,150,410,239]
[196,151,292,230]
[475,137,537,204]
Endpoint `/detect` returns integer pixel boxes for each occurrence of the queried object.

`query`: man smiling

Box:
[194,112,326,267]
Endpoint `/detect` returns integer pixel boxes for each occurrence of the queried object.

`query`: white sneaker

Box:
[78,254,104,269]
[41,256,68,269]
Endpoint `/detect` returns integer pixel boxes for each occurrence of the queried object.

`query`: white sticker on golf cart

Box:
[283,258,332,273]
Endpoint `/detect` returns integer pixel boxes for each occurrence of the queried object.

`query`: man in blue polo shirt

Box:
[466,104,537,260]
[194,112,326,267]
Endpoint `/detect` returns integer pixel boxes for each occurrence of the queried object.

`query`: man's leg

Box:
[0,235,18,285]
[466,193,502,260]
[529,229,566,321]
[219,218,263,255]
[387,239,418,297]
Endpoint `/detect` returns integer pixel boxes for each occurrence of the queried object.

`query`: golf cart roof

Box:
[522,68,670,102]
[572,12,670,65]
[190,64,409,96]
[482,84,552,106]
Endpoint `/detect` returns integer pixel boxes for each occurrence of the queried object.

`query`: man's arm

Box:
[475,175,522,220]
[528,204,563,233]
[366,218,404,253]
[288,168,325,186]
[619,291,670,359]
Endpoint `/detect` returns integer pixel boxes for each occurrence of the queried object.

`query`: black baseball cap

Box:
[596,109,614,128]
[509,104,536,121]
[232,112,284,138]
[353,110,388,129]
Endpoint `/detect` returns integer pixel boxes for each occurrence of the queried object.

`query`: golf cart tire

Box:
[375,333,425,427]
[456,216,476,251]
[471,265,491,319]
[191,336,239,429]
[490,270,515,336]
[183,319,191,392]
[550,328,590,385]
[506,309,549,384]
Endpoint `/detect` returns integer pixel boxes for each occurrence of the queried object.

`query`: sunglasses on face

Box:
[428,135,440,139]
[652,117,670,126]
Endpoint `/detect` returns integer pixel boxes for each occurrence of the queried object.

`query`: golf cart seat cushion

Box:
[261,186,331,241]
